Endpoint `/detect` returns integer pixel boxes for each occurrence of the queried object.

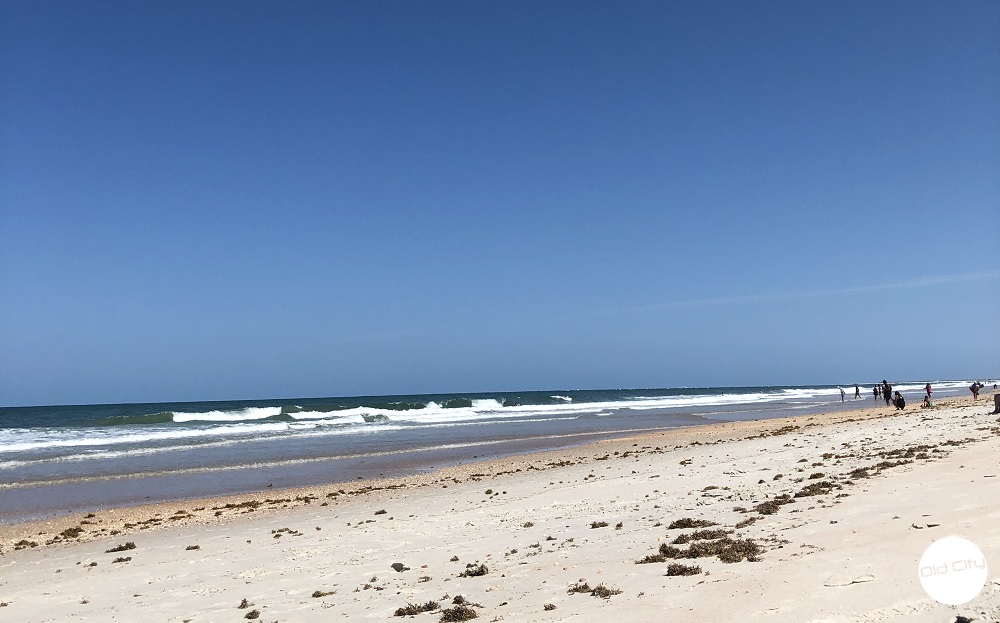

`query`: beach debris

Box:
[667,518,718,529]
[589,583,622,598]
[244,609,260,619]
[590,521,609,529]
[754,494,795,515]
[522,521,534,528]
[824,573,875,587]
[794,481,837,497]
[666,563,703,576]
[394,601,439,616]
[567,581,592,594]
[185,545,200,550]
[458,563,488,577]
[649,536,762,563]
[312,590,336,598]
[391,562,410,572]
[375,509,387,515]
[112,557,131,563]
[439,604,478,621]
[106,541,136,553]
[670,529,731,545]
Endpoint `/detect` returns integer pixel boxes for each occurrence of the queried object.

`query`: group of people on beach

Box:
[873,380,907,410]
[868,380,936,410]
[867,380,992,410]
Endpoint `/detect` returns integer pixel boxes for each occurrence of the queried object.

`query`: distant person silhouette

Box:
[894,391,905,410]
[854,385,860,399]
[970,382,981,400]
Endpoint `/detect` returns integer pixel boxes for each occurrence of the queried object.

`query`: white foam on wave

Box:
[171,406,282,423]
[472,398,505,410]
[0,421,290,454]
[551,395,573,402]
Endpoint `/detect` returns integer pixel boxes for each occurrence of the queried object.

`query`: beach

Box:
[1,392,998,622]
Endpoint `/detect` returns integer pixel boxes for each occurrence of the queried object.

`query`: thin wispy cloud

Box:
[616,271,1000,314]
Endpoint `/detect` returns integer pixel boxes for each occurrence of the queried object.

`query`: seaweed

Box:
[666,563,702,576]
[439,605,478,621]
[458,563,488,578]
[394,601,438,616]
[667,518,718,529]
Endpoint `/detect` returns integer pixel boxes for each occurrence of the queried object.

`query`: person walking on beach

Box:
[854,385,860,399]
[873,385,880,401]
[840,387,845,402]
[883,380,892,407]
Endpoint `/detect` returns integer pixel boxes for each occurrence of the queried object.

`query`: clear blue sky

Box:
[1,1,998,406]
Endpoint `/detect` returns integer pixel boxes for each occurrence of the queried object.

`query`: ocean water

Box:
[0,381,977,524]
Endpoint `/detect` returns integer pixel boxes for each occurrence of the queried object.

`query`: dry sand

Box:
[1,393,998,622]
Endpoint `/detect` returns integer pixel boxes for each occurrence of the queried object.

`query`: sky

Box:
[1,1,998,406]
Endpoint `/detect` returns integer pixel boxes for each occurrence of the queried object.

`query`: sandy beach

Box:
[1,392,997,622]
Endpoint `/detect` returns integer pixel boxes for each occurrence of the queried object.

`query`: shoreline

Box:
[2,391,977,528]
[1,391,997,621]
[0,392,988,547]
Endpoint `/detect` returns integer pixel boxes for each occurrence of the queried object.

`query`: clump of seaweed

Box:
[312,590,336,598]
[635,553,667,564]
[754,494,794,515]
[589,584,622,598]
[185,545,200,551]
[59,527,85,539]
[238,598,251,609]
[543,603,556,610]
[657,537,762,563]
[244,610,260,620]
[667,518,718,529]
[111,557,131,563]
[794,481,836,497]
[567,581,592,594]
[670,529,730,544]
[735,516,760,529]
[439,605,478,621]
[106,542,136,553]
[590,521,609,529]
[666,563,702,576]
[394,601,438,616]
[458,563,488,578]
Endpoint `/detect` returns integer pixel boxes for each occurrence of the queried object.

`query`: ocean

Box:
[0,381,976,524]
